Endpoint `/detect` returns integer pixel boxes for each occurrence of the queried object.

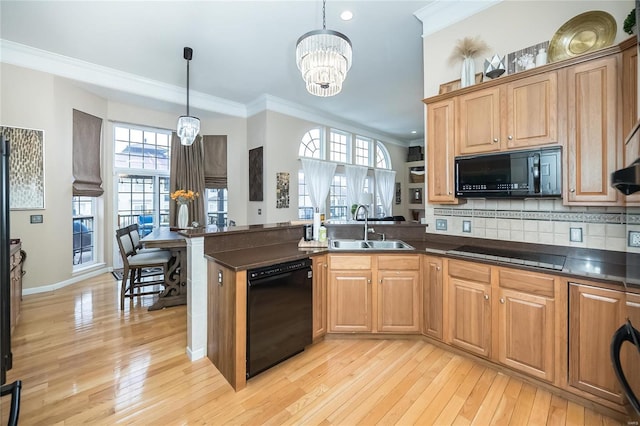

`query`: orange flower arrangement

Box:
[170,189,199,205]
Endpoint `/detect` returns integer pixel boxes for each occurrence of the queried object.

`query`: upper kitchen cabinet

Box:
[621,36,638,145]
[565,56,619,205]
[457,72,558,156]
[426,99,459,204]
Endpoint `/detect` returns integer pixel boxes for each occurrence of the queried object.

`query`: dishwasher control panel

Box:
[248,258,312,280]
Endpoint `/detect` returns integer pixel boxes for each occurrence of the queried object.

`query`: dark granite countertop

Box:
[204,232,640,292]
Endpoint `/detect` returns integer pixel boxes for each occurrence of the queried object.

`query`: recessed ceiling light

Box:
[340,10,353,21]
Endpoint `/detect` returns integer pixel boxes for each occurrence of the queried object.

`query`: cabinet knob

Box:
[500,298,505,304]
[484,294,489,300]
[570,188,575,193]
[492,138,499,143]
[436,266,441,271]
[508,135,513,140]
[324,264,328,268]
[367,279,371,284]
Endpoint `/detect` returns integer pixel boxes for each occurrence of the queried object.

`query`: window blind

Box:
[72,109,104,197]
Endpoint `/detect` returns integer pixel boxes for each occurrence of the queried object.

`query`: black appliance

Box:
[246,258,312,379]
[611,320,640,416]
[455,146,561,198]
[612,120,640,195]
[1,135,22,425]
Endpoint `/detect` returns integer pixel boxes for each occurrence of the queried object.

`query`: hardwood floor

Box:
[1,273,625,425]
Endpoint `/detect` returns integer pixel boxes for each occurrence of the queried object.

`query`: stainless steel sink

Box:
[329,239,414,251]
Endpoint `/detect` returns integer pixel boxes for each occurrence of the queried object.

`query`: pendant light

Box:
[295,0,352,97]
[177,47,200,146]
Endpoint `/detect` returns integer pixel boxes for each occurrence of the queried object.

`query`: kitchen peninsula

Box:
[180,221,639,419]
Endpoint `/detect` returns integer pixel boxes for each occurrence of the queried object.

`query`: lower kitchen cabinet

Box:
[569,283,626,405]
[328,255,373,333]
[497,267,558,383]
[377,255,420,333]
[423,256,443,340]
[312,255,328,340]
[447,260,492,358]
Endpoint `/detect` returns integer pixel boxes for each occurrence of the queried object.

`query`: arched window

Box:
[298,128,322,158]
[376,142,391,169]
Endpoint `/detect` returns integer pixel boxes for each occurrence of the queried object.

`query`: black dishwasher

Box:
[246,258,312,378]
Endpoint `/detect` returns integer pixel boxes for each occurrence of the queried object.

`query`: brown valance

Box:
[72,109,104,197]
[203,135,227,189]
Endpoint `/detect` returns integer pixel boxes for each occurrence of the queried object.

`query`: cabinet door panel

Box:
[623,293,640,404]
[312,256,328,340]
[378,270,420,333]
[506,72,558,149]
[427,99,457,203]
[458,87,501,155]
[329,271,372,332]
[448,278,491,357]
[569,284,625,403]
[498,289,554,382]
[566,57,619,204]
[423,256,443,340]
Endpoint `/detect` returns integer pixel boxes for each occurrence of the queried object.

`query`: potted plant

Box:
[624,8,636,35]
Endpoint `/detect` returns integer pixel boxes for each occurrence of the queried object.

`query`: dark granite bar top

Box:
[204,229,640,292]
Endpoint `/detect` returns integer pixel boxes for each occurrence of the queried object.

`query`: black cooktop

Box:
[447,245,567,271]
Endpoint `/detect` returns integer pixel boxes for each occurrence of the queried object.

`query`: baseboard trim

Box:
[22,264,110,295]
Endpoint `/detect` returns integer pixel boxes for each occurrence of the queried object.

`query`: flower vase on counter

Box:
[177,203,188,229]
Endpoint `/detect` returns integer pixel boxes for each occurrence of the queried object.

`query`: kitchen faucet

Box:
[354,204,370,242]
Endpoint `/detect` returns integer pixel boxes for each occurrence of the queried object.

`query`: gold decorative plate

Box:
[548,10,617,62]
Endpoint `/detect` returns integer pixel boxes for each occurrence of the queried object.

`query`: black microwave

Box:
[455,147,562,198]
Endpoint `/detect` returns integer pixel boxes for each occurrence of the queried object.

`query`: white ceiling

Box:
[0,0,438,144]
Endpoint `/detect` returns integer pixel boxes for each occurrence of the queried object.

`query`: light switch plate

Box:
[436,219,447,231]
[629,231,640,248]
[570,227,583,242]
[462,220,471,233]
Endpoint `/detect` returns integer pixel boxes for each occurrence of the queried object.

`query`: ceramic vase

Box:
[461,57,475,88]
[177,203,188,229]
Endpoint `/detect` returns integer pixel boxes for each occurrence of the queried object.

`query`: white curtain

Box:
[345,165,368,213]
[301,158,336,211]
[375,169,396,217]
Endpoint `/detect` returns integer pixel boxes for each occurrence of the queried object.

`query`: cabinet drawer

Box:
[498,268,555,298]
[448,260,491,284]
[377,255,419,271]
[329,255,372,270]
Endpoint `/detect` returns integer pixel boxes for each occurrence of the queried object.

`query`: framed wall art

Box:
[248,146,263,201]
[0,125,45,210]
[276,172,289,209]
[507,41,549,74]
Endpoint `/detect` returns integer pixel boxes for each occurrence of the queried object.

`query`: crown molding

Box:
[1,39,409,146]
[247,94,408,146]
[0,39,247,117]
[413,0,503,37]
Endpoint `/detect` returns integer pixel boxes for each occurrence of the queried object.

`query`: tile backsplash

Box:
[424,199,640,253]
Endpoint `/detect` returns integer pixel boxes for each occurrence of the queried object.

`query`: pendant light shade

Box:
[295,0,352,97]
[177,47,200,146]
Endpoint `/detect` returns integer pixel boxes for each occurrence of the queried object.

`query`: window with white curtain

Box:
[298,126,393,219]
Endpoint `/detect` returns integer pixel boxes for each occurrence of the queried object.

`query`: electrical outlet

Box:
[462,220,471,233]
[629,231,640,248]
[570,227,583,243]
[436,219,447,231]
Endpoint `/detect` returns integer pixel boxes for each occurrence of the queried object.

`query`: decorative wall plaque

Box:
[249,146,263,201]
[1,126,45,210]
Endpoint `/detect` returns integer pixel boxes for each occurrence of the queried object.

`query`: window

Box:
[298,128,322,159]
[355,136,372,166]
[72,196,95,266]
[206,188,228,227]
[298,126,393,219]
[329,129,349,163]
[114,124,171,235]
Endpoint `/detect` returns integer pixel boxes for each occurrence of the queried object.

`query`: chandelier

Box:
[295,0,352,97]
[177,47,200,146]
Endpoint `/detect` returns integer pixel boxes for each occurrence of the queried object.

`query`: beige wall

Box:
[423,0,634,97]
[1,63,249,291]
[421,1,639,252]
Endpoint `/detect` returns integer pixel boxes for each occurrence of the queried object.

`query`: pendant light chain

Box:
[322,0,326,30]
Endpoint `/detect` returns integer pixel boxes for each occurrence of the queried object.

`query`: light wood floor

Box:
[1,273,625,425]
